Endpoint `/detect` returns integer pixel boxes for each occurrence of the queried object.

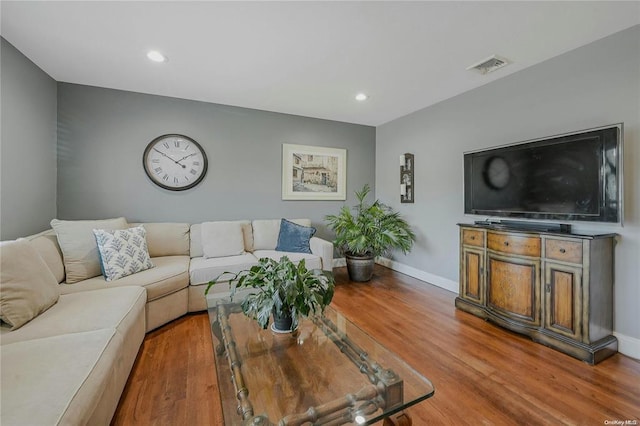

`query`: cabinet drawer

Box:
[462,229,484,247]
[488,232,541,257]
[545,239,583,264]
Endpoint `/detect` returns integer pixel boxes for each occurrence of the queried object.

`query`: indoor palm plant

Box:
[205,256,335,332]
[325,184,416,281]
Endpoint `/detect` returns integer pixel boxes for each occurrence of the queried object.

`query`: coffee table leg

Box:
[210,314,225,355]
[383,411,412,426]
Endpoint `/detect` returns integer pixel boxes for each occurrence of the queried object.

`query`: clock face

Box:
[483,156,510,190]
[143,134,208,191]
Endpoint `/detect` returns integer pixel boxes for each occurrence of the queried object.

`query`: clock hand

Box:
[153,148,186,168]
[176,153,198,163]
[153,148,177,162]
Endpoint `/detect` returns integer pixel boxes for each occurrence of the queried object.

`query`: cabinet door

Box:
[487,254,540,326]
[544,262,582,340]
[461,247,485,305]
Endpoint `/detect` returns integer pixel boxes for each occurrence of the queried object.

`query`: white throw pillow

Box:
[201,221,245,258]
[0,239,60,330]
[93,226,154,282]
[51,217,128,283]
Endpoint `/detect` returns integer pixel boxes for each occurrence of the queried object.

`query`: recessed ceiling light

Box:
[147,50,167,63]
[355,93,368,101]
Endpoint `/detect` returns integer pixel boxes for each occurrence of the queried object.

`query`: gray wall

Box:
[0,38,57,240]
[376,26,640,341]
[57,83,375,240]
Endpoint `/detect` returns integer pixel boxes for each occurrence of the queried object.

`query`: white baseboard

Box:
[375,257,459,294]
[333,256,457,293]
[333,256,458,293]
[332,257,346,268]
[614,332,640,360]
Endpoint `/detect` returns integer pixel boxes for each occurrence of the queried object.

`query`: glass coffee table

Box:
[207,298,435,425]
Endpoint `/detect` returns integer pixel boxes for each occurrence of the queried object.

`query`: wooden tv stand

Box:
[455,223,617,364]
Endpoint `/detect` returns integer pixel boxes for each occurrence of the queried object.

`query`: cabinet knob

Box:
[559,248,566,253]
[470,236,475,240]
[504,241,509,246]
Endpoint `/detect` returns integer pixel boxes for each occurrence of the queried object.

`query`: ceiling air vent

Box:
[466,55,510,75]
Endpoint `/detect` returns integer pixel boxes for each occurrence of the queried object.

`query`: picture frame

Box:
[282,144,347,200]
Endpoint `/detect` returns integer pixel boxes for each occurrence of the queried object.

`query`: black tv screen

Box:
[464,125,622,223]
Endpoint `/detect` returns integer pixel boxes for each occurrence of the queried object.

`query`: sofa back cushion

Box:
[138,223,190,257]
[252,219,311,250]
[24,230,65,283]
[201,221,245,258]
[50,217,128,284]
[190,221,252,258]
[0,239,60,330]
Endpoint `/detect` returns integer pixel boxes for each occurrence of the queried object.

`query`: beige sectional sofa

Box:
[188,219,333,311]
[0,217,333,426]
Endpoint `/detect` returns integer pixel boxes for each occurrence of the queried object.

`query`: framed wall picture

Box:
[282,144,347,200]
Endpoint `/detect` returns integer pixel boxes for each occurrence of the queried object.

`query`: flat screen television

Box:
[464,124,622,223]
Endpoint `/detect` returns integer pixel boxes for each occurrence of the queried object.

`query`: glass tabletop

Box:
[207,297,434,425]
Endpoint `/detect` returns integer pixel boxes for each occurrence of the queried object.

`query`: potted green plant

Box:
[205,256,335,332]
[325,184,416,282]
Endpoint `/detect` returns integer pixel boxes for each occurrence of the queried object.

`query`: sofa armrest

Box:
[310,237,334,272]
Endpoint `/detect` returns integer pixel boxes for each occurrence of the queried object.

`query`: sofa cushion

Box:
[252,218,312,250]
[58,256,189,302]
[139,222,190,257]
[94,226,154,281]
[275,218,316,254]
[252,250,322,271]
[0,286,146,345]
[0,240,60,330]
[24,229,66,283]
[51,217,128,284]
[1,329,119,426]
[202,221,245,258]
[189,253,260,286]
[190,221,253,257]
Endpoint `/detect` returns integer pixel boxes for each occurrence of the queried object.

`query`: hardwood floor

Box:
[112,265,640,425]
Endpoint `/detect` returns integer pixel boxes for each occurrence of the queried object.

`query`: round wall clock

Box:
[143,134,208,191]
[483,156,510,190]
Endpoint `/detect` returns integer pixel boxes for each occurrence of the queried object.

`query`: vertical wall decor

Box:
[400,153,414,203]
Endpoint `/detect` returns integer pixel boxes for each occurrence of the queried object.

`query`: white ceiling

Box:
[2,1,639,126]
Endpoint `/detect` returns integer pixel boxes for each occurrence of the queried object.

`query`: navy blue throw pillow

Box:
[275,219,316,254]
